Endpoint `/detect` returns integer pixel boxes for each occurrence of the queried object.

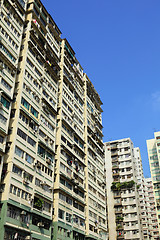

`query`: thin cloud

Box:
[151,91,160,111]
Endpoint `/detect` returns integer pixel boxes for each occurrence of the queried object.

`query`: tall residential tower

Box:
[147,131,160,235]
[0,0,107,239]
[104,138,143,240]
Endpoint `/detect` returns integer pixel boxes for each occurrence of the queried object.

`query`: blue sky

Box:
[42,0,160,177]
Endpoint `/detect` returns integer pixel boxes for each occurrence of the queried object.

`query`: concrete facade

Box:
[0,0,107,239]
[147,131,160,238]
[134,148,159,239]
[104,139,143,240]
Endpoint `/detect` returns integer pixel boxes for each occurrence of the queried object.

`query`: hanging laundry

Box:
[33,19,40,28]
[14,233,18,239]
[46,60,51,66]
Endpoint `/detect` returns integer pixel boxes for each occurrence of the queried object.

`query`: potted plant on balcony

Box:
[34,198,44,210]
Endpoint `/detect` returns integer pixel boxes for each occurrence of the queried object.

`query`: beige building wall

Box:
[105,144,116,240]
[0,0,108,239]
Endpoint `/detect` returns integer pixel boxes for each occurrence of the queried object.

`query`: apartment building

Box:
[52,39,107,240]
[147,131,160,235]
[104,138,143,240]
[134,148,160,239]
[0,0,108,239]
[133,147,150,239]
[145,178,160,239]
[0,0,61,239]
[0,0,27,191]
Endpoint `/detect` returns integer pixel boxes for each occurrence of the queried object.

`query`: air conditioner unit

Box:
[40,181,47,186]
[25,236,31,240]
[46,158,51,165]
[37,222,44,227]
[44,136,48,141]
[20,210,27,215]
[50,140,54,145]
[25,237,31,240]
[36,163,41,169]
[0,62,4,70]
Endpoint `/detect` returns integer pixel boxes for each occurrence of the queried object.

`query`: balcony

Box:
[112,164,119,169]
[113,171,120,177]
[116,216,123,222]
[111,150,118,156]
[112,157,119,163]
[110,144,118,149]
[114,200,122,206]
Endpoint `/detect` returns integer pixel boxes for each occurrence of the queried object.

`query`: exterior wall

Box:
[0,0,108,239]
[134,148,153,239]
[84,74,107,240]
[53,39,86,240]
[105,145,116,240]
[0,0,60,239]
[104,139,143,240]
[145,178,160,239]
[147,131,160,237]
[0,0,26,195]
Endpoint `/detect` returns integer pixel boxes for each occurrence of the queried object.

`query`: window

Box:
[0,113,7,125]
[17,128,27,141]
[60,177,65,185]
[74,136,78,144]
[15,146,24,158]
[0,135,4,143]
[66,196,72,205]
[79,141,84,149]
[25,153,34,164]
[21,97,30,110]
[12,165,22,176]
[38,145,45,158]
[31,106,38,118]
[0,43,16,62]
[66,213,72,223]
[79,204,84,212]
[27,136,36,147]
[44,202,51,213]
[58,209,64,219]
[17,188,21,197]
[13,186,17,195]
[66,181,72,190]
[59,193,66,201]
[7,206,19,220]
[1,78,12,91]
[1,96,10,109]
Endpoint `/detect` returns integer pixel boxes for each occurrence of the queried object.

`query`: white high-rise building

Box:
[104,138,143,240]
